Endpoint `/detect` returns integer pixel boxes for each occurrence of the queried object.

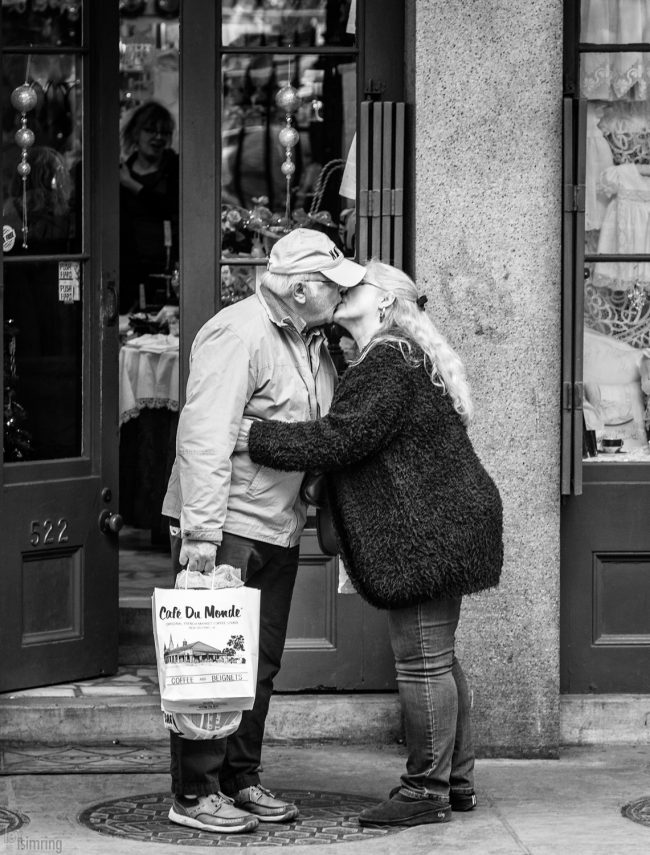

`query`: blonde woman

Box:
[244,259,503,829]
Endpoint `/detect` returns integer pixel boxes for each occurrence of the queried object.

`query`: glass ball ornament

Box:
[278,126,299,149]
[14,127,35,149]
[17,161,31,178]
[281,160,296,177]
[275,85,301,114]
[10,84,37,113]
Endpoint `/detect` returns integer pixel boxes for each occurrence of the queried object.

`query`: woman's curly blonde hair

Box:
[354,259,474,426]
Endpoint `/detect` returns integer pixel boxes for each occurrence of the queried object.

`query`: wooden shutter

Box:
[561,97,586,496]
[358,100,406,268]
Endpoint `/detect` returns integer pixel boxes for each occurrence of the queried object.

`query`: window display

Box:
[580,0,650,460]
[219,49,357,304]
[218,0,357,305]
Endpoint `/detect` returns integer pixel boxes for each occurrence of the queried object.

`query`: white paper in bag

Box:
[152,587,260,712]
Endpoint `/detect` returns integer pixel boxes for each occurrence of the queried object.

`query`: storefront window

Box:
[2,53,82,255]
[580,0,650,460]
[2,4,85,463]
[219,1,357,304]
[222,0,355,48]
[1,0,82,48]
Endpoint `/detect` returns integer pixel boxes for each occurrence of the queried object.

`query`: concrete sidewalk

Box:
[1,744,649,854]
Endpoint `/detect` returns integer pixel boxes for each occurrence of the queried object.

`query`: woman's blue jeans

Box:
[387,596,475,802]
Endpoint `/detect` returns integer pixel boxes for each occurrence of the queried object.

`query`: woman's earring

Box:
[379,306,386,323]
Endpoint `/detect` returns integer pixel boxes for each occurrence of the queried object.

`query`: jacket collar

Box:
[257,282,324,344]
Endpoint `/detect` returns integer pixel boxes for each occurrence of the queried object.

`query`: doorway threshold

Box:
[561,694,650,745]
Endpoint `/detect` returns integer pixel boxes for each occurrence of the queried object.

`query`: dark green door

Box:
[179,0,404,689]
[0,1,121,691]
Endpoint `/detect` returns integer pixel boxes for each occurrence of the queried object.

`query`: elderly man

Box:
[162,228,365,833]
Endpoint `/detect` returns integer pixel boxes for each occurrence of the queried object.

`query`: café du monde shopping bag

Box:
[152,585,260,713]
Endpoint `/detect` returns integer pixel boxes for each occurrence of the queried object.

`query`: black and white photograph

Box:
[1,2,649,853]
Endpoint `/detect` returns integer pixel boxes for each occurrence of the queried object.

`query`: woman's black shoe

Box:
[359,793,451,827]
[450,791,477,811]
[389,786,477,812]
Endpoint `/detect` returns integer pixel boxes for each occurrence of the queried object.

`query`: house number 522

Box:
[29,519,69,547]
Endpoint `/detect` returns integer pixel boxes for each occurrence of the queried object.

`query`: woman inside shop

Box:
[119,100,179,314]
[242,259,504,829]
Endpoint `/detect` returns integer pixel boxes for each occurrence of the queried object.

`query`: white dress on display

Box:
[586,102,614,231]
[593,163,650,290]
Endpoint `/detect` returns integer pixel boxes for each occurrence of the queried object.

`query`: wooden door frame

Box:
[94,0,121,505]
[178,0,219,401]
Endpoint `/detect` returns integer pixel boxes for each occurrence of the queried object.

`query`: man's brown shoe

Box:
[232,785,299,823]
[168,793,259,833]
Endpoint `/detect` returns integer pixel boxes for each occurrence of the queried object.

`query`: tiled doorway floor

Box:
[120,526,170,604]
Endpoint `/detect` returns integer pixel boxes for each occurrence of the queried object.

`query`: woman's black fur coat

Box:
[248,341,503,609]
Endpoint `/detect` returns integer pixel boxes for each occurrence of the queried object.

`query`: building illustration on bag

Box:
[164,634,246,665]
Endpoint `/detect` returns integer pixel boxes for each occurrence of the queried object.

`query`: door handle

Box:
[98,509,124,534]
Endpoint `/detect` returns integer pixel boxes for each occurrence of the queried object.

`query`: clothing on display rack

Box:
[593,163,650,290]
[586,102,650,291]
[586,102,614,231]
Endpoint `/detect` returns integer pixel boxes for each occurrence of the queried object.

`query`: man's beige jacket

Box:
[162,286,337,547]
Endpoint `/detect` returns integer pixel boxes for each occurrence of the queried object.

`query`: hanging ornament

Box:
[275,72,302,225]
[10,73,37,250]
[275,84,302,115]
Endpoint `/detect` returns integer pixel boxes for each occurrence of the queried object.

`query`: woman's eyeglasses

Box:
[142,125,172,138]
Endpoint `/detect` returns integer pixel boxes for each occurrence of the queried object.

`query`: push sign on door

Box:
[58,261,81,303]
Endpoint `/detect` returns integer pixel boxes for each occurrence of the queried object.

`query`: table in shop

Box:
[119,335,179,544]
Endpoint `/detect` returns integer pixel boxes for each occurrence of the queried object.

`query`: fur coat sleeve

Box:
[248,344,415,472]
[249,340,503,609]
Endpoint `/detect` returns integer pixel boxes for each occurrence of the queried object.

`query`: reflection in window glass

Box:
[222,0,355,48]
[220,263,257,306]
[3,262,83,461]
[221,52,356,267]
[1,0,82,48]
[2,54,82,254]
[580,42,650,460]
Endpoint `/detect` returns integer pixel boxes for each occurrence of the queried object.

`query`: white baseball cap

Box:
[268,228,365,288]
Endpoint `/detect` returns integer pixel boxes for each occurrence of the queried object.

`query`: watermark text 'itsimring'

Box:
[2,833,63,854]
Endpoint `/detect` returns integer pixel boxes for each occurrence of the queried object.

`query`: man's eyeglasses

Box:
[301,276,336,286]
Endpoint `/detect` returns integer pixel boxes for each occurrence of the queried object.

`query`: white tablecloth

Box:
[119,334,179,424]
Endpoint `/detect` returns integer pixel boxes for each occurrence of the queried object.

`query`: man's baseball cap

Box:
[267,227,365,288]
